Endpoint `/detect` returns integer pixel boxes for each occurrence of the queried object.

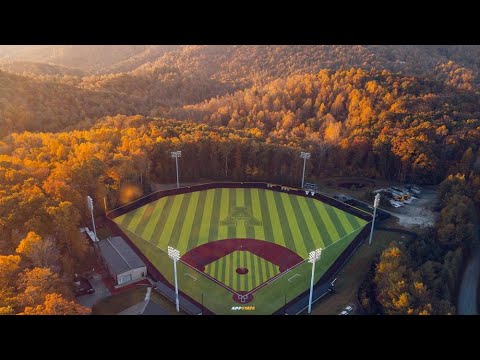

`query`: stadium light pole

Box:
[368,193,381,245]
[171,151,182,189]
[300,152,311,189]
[308,248,322,314]
[168,246,181,312]
[87,196,98,243]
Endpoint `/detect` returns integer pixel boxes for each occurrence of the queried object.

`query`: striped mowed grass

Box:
[204,250,280,292]
[113,188,367,260]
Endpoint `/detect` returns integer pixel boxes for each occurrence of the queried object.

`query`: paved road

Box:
[457,206,480,315]
[457,246,480,315]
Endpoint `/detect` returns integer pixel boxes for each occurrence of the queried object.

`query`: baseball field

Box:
[112,187,368,314]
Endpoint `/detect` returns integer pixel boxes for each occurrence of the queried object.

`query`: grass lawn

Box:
[92,286,186,315]
[307,229,415,315]
[112,187,368,314]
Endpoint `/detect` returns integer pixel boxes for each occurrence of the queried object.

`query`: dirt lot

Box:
[317,177,438,231]
[387,186,438,229]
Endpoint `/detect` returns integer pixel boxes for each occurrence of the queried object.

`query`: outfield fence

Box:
[107,181,373,221]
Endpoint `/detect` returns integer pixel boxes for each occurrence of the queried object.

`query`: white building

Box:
[98,236,147,286]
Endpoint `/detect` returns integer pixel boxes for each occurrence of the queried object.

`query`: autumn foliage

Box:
[1,46,480,315]
[20,293,90,315]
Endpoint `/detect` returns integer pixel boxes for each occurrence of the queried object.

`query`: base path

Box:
[181,238,303,273]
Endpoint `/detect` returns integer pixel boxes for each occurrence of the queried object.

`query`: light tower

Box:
[308,248,322,314]
[87,196,98,243]
[171,151,182,189]
[167,246,181,312]
[300,152,311,189]
[369,193,381,245]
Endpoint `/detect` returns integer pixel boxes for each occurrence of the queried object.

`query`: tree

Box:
[0,306,14,315]
[0,255,21,289]
[331,93,345,117]
[437,194,475,247]
[19,293,91,315]
[15,267,67,310]
[47,201,87,261]
[459,147,475,173]
[324,120,342,143]
[16,232,60,269]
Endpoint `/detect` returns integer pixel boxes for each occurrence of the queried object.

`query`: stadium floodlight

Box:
[171,151,182,189]
[87,196,98,243]
[369,193,381,245]
[300,152,311,189]
[307,248,322,314]
[168,246,181,312]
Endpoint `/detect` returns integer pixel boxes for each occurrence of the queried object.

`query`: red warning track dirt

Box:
[181,238,304,272]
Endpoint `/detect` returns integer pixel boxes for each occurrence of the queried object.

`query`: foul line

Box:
[288,274,300,282]
[185,273,197,281]
[316,191,373,217]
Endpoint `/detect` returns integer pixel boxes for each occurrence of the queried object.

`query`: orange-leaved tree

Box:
[20,293,91,315]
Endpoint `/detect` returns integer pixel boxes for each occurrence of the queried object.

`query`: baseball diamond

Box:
[111,185,368,314]
[204,250,280,292]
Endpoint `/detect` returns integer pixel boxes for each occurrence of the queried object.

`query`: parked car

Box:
[406,184,422,194]
[339,310,349,315]
[74,276,95,297]
[345,305,353,313]
[389,189,405,197]
[390,200,403,208]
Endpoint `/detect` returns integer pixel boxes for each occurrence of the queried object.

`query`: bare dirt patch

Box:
[387,187,438,229]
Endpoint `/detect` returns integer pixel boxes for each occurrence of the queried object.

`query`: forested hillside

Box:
[131,45,480,89]
[0,70,136,135]
[0,45,179,73]
[2,45,480,139]
[171,68,480,183]
[0,61,86,76]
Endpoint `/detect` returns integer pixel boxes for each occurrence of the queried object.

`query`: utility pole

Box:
[171,151,182,189]
[87,196,98,242]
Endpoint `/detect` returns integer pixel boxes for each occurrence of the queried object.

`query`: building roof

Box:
[98,236,146,276]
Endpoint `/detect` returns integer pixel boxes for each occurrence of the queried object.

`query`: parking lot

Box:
[386,187,438,228]
[76,273,111,309]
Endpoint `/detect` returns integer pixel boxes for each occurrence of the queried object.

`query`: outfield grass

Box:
[114,188,365,257]
[113,187,368,314]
